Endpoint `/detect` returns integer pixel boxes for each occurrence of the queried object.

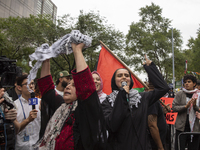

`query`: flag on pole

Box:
[96,42,146,95]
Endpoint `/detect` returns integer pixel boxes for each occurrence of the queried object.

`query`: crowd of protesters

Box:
[1,41,200,150]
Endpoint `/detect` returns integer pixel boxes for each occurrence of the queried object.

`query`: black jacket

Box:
[101,62,169,150]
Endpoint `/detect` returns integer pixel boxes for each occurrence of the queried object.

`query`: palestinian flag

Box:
[96,41,146,95]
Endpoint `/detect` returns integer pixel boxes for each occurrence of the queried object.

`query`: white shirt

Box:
[14,96,41,150]
[55,88,64,97]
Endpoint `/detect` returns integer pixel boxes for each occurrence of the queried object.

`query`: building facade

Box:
[0,0,57,22]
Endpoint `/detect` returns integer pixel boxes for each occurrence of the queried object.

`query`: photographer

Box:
[0,88,17,150]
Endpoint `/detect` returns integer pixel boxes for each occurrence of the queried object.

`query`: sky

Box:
[51,0,200,49]
[51,0,200,81]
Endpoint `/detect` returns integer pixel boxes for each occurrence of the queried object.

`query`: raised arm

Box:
[40,59,50,78]
[143,55,169,106]
[71,43,96,100]
[71,43,87,72]
[37,58,55,96]
[71,42,107,149]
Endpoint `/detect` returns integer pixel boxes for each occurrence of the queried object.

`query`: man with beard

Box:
[55,71,71,97]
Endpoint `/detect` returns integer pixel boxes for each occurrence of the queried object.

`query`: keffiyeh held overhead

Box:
[27,30,92,90]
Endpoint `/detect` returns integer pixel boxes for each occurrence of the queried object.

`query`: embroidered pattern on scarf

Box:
[32,101,77,150]
[108,89,141,108]
[182,88,200,132]
[97,90,107,103]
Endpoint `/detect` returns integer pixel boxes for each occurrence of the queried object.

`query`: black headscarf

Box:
[111,68,134,91]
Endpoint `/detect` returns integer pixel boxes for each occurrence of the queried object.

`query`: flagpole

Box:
[99,41,149,90]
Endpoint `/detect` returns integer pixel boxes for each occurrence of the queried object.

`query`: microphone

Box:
[121,81,129,102]
[29,92,38,110]
[121,81,127,87]
[31,92,35,110]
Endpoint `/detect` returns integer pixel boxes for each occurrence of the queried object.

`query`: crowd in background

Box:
[1,42,200,150]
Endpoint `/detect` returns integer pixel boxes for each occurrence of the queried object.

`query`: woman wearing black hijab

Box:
[101,56,169,150]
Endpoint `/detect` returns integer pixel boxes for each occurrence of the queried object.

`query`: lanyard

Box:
[19,98,26,119]
[0,107,5,120]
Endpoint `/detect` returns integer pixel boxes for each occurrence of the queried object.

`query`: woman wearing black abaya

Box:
[101,56,169,150]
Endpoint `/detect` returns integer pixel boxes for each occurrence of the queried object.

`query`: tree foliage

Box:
[187,27,200,76]
[125,3,182,82]
[0,14,68,76]
[0,12,125,80]
[74,10,125,71]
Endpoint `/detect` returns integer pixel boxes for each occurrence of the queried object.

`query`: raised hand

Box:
[71,43,85,53]
[71,42,87,72]
[143,54,152,66]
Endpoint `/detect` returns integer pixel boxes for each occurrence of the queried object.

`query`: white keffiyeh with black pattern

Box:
[108,89,141,108]
[27,30,92,92]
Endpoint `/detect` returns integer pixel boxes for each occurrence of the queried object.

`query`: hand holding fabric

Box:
[72,42,87,72]
[4,108,17,121]
[71,43,85,53]
[0,88,4,104]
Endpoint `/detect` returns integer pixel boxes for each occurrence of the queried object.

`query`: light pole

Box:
[162,26,174,150]
[171,27,175,91]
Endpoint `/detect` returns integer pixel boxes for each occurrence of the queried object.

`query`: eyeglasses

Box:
[21,82,35,86]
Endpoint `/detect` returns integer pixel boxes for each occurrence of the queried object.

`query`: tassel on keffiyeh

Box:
[108,89,141,108]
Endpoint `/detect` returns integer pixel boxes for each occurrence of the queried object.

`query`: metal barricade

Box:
[178,132,200,150]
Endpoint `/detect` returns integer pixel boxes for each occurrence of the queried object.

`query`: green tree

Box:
[174,49,190,81]
[187,27,200,76]
[0,14,68,75]
[125,3,182,83]
[51,10,125,76]
[74,10,125,71]
[0,12,125,80]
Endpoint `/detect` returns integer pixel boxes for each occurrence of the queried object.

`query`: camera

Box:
[0,56,22,109]
[0,56,19,149]
[0,56,22,88]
